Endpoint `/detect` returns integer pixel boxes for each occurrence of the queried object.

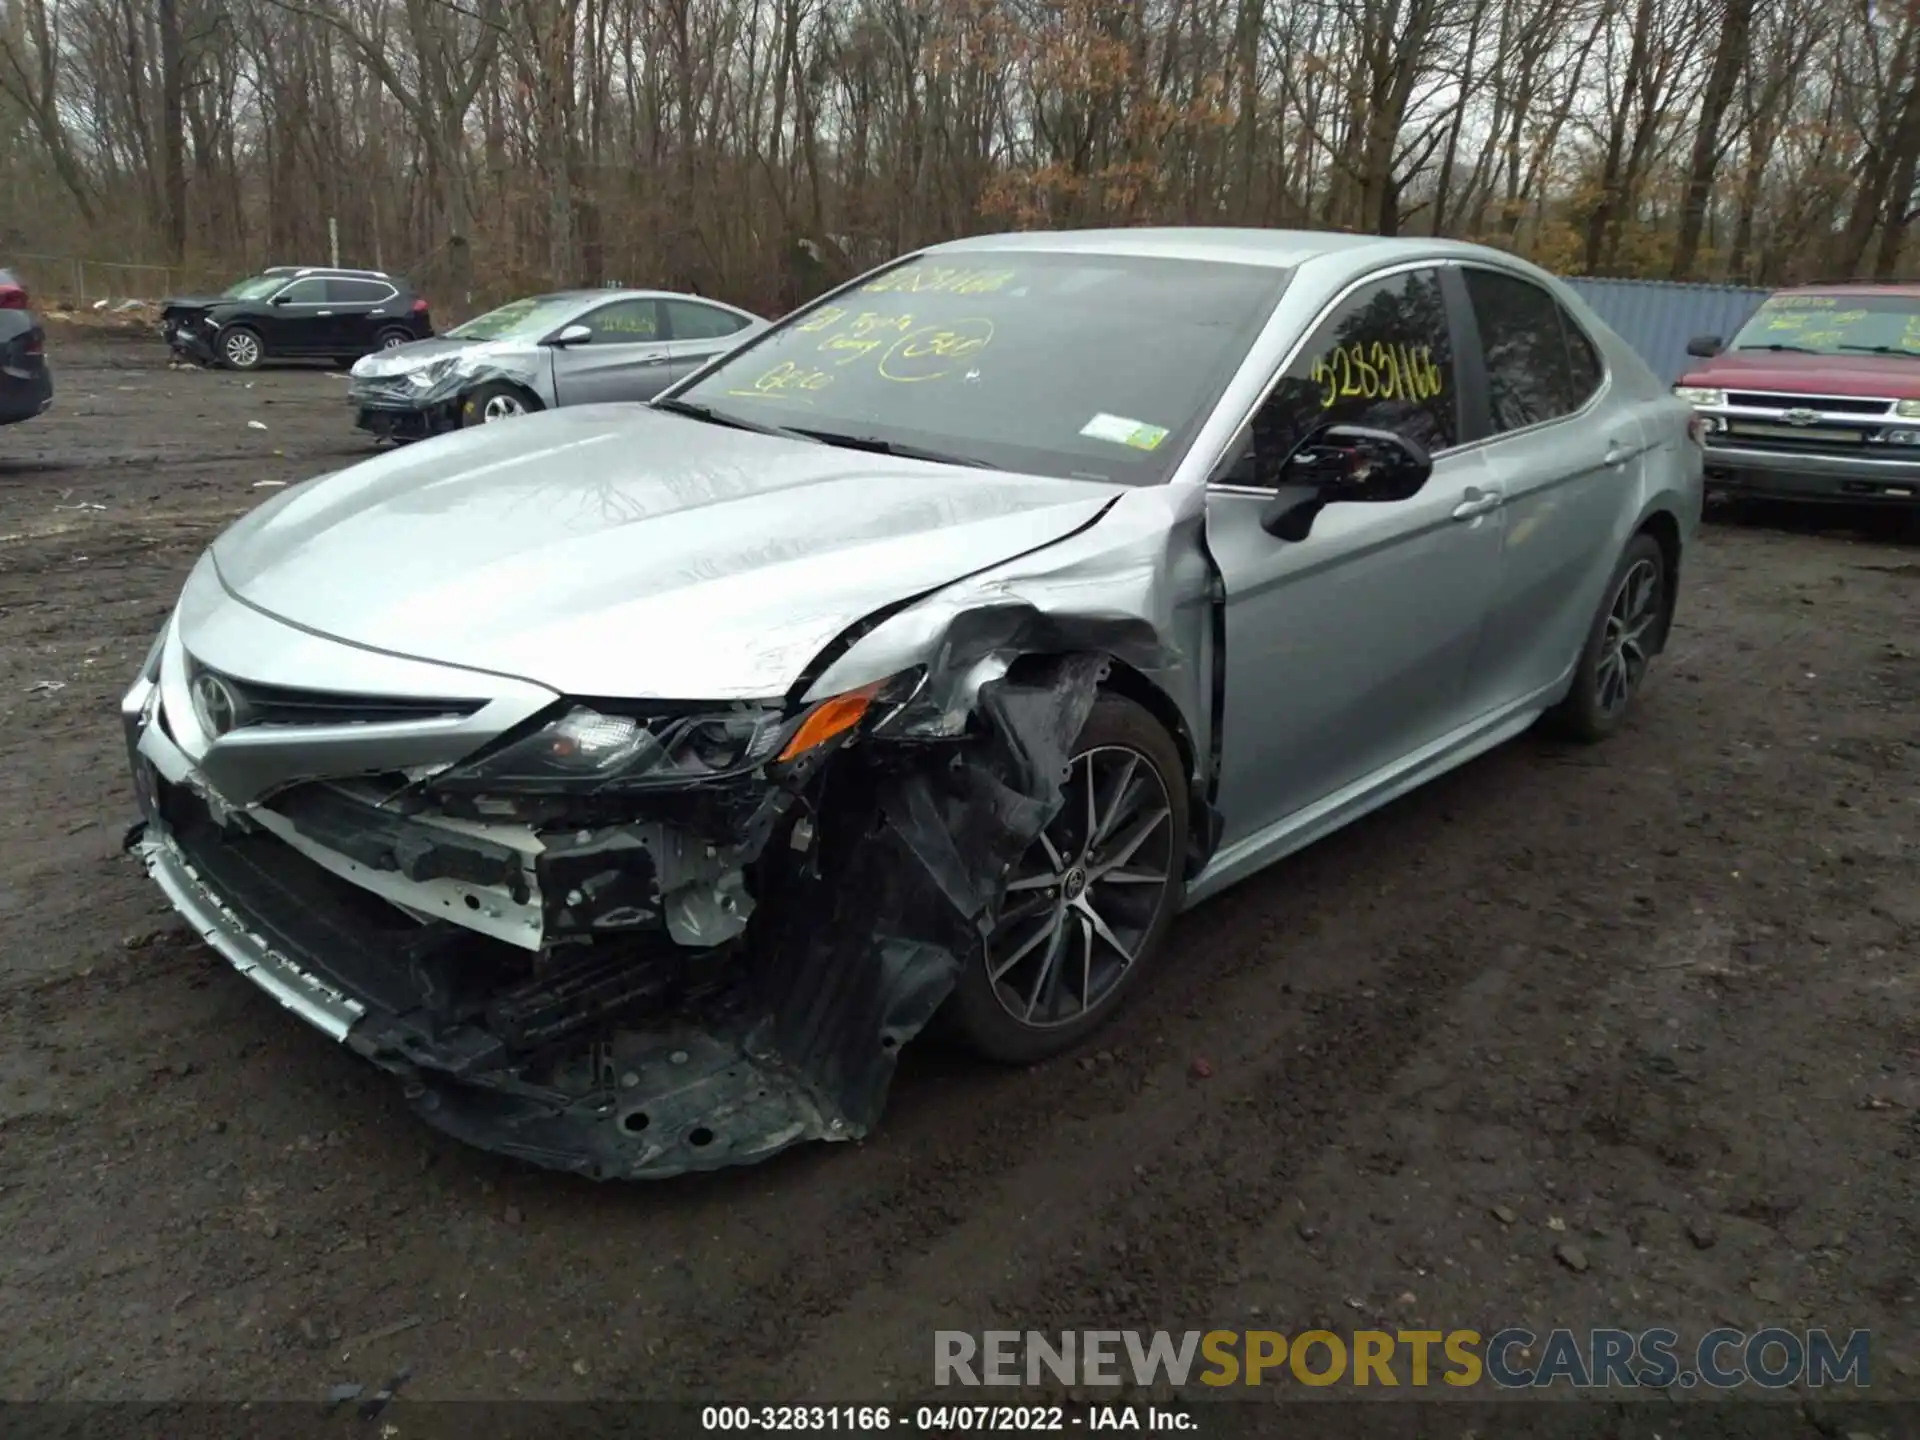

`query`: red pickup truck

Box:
[1674,283,1920,506]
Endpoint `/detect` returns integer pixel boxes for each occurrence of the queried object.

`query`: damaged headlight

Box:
[437,706,786,793]
[408,358,459,389]
[436,672,925,796]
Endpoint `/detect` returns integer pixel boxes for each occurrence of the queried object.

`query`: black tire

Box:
[1544,531,1668,743]
[218,325,264,371]
[946,692,1188,1064]
[375,327,414,353]
[461,380,540,428]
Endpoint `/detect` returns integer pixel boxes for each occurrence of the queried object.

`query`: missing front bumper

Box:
[123,654,1109,1180]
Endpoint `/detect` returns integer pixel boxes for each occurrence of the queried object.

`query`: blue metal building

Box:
[1562,276,1773,386]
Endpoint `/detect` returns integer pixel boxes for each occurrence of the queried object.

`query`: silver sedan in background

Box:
[124,228,1701,1181]
[348,287,766,441]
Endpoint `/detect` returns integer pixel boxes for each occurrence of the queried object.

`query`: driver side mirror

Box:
[1259,424,1434,541]
[270,293,291,306]
[1686,334,1723,358]
[547,323,592,347]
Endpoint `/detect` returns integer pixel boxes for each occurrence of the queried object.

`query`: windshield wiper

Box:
[781,426,995,469]
[1734,343,1818,353]
[1834,343,1920,357]
[651,397,819,442]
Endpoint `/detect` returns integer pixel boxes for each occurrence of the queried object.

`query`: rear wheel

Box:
[1544,531,1667,742]
[375,327,413,352]
[947,692,1188,1064]
[219,326,263,370]
[461,381,538,427]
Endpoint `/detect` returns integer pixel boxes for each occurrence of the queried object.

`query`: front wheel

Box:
[1544,531,1668,742]
[461,381,539,427]
[219,326,264,370]
[946,692,1188,1064]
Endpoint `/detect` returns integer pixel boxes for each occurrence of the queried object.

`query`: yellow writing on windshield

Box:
[1832,310,1871,323]
[878,318,996,382]
[818,310,918,364]
[1761,295,1838,310]
[1765,314,1812,330]
[1798,330,1843,347]
[794,306,848,334]
[728,360,835,402]
[862,266,1017,296]
[1310,341,1444,409]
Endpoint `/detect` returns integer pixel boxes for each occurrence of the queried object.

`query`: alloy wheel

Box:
[223,331,261,368]
[380,333,407,349]
[1594,557,1661,717]
[984,744,1176,1030]
[481,393,526,422]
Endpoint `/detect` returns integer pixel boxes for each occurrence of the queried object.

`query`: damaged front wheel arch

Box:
[941,688,1189,1065]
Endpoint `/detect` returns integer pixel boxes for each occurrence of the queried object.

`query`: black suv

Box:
[0,268,53,427]
[162,266,434,370]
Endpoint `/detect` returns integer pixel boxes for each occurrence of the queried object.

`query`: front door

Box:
[1205,264,1507,846]
[549,298,673,405]
[262,276,330,354]
[662,298,754,383]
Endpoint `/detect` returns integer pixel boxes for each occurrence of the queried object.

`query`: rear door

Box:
[548,298,672,404]
[1455,265,1647,712]
[325,278,399,354]
[1205,263,1507,844]
[662,299,756,382]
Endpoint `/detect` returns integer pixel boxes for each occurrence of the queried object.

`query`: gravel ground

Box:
[0,328,1914,1410]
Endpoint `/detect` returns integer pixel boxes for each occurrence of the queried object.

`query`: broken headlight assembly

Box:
[433,669,926,798]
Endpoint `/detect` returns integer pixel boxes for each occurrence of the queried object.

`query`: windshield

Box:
[223,275,287,300]
[1731,292,1920,356]
[672,251,1291,482]
[448,295,584,342]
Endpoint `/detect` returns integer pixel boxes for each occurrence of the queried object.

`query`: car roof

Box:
[531,288,753,309]
[919,226,1533,272]
[1769,282,1920,298]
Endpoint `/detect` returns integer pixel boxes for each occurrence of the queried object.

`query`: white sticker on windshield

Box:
[1080,412,1170,452]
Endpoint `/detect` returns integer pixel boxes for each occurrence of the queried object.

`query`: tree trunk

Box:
[1670,0,1756,279]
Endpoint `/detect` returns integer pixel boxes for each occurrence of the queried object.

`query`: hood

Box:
[1680,350,1920,398]
[209,405,1123,700]
[162,294,227,316]
[351,335,490,378]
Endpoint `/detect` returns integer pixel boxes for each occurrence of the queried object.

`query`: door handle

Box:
[1452,489,1501,521]
[1604,439,1633,468]
[638,354,669,366]
[316,310,333,316]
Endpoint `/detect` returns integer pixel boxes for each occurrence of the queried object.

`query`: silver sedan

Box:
[122,228,1702,1179]
[347,287,766,441]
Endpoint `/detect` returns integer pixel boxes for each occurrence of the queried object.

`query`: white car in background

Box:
[348,288,767,441]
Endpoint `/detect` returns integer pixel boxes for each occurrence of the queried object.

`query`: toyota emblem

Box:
[191,671,241,737]
[1781,408,1820,426]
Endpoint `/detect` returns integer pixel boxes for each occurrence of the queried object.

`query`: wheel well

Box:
[1005,652,1210,876]
[466,378,544,412]
[1635,509,1682,649]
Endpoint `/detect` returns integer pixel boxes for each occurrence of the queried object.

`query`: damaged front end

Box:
[125,644,1107,1180]
[348,342,546,442]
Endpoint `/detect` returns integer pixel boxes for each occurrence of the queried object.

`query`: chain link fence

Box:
[8,253,243,307]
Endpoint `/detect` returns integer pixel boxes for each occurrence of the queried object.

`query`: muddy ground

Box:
[0,328,1914,1408]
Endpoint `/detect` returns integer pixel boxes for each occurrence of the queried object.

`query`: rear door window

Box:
[328,278,395,304]
[1463,268,1588,432]
[665,300,749,340]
